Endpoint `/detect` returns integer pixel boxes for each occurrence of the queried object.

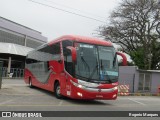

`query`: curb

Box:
[118,93,160,96]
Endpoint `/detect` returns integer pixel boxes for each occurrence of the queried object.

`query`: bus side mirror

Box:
[116,52,127,66]
[66,46,77,63]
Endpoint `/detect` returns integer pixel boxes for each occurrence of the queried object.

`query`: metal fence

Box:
[0,67,24,78]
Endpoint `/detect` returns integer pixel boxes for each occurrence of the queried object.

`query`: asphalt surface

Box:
[0,79,160,120]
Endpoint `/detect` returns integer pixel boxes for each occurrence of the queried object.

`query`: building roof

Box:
[0,16,47,42]
[0,42,33,56]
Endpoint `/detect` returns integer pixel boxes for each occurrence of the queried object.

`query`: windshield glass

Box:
[75,43,118,83]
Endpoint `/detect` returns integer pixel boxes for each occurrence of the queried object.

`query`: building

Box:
[0,17,47,77]
[119,66,160,94]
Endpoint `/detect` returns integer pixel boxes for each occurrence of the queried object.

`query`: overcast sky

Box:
[0,0,121,41]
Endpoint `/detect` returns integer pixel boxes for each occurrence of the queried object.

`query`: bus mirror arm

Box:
[116,52,127,66]
[66,46,77,63]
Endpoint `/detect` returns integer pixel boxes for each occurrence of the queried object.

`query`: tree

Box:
[97,0,160,70]
[156,0,160,36]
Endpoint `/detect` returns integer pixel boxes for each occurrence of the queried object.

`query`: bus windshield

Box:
[75,43,118,83]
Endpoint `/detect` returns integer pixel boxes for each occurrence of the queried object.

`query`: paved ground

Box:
[0,79,160,119]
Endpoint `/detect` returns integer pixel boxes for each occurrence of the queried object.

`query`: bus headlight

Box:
[70,80,85,89]
[77,84,83,88]
[77,92,83,97]
[112,86,118,91]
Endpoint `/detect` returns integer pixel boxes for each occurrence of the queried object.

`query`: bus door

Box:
[62,41,74,93]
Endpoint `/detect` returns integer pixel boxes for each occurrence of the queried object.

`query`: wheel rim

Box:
[29,80,31,86]
[56,85,60,96]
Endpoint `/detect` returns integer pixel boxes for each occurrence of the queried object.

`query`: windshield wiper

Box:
[80,50,90,76]
[75,74,90,81]
[81,56,90,72]
[87,64,98,82]
[75,74,117,83]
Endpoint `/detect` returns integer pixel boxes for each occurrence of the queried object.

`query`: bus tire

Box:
[29,77,33,88]
[54,82,62,99]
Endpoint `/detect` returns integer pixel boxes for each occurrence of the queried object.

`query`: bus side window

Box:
[62,40,73,76]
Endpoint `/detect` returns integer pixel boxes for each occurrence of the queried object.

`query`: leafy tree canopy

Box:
[97,0,160,70]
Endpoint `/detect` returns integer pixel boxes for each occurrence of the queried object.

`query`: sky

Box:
[0,0,132,61]
[0,0,121,41]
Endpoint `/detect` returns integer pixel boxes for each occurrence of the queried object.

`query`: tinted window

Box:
[62,40,74,75]
[26,43,61,64]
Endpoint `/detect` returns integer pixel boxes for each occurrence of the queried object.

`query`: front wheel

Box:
[54,83,62,99]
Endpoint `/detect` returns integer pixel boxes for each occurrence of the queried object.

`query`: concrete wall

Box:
[119,66,138,93]
[151,72,160,93]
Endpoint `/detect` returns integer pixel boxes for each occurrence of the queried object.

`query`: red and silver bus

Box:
[24,35,127,100]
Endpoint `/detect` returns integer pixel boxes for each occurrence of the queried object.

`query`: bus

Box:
[24,35,127,100]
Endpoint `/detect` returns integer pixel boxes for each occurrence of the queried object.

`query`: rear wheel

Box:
[29,77,33,88]
[54,82,62,99]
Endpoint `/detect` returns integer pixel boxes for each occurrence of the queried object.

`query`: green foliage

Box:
[151,41,160,69]
[129,48,145,69]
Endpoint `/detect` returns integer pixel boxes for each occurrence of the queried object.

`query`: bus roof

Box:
[48,35,113,46]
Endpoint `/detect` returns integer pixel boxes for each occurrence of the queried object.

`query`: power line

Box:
[28,0,106,23]
[41,0,106,19]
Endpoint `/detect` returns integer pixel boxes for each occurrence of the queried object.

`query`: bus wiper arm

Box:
[87,64,98,82]
[81,56,90,73]
[75,74,90,81]
[108,78,118,81]
[79,49,90,75]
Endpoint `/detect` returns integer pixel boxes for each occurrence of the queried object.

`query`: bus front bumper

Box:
[68,85,118,100]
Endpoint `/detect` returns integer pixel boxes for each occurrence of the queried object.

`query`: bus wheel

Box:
[54,82,62,99]
[29,77,33,88]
